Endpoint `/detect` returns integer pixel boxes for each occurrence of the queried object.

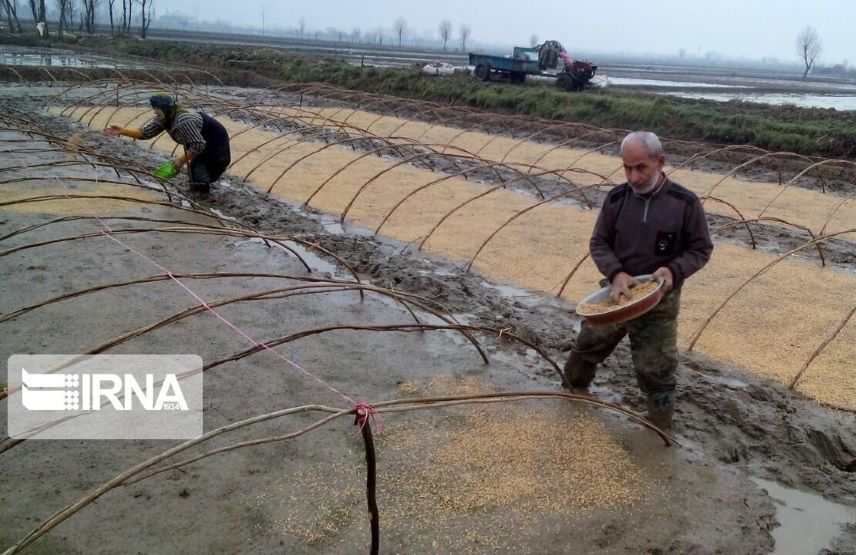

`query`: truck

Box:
[468,40,597,91]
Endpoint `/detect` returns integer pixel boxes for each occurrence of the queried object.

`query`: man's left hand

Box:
[652,267,674,293]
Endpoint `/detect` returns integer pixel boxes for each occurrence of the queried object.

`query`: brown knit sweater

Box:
[589,177,714,290]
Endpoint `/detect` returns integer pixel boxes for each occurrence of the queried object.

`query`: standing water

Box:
[0,51,142,69]
[751,477,856,553]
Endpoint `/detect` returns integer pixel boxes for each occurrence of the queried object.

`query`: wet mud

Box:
[0,84,854,554]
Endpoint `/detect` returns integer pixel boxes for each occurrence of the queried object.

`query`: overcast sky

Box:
[160,0,854,63]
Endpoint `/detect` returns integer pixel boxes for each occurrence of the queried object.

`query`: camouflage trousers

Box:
[564,288,681,395]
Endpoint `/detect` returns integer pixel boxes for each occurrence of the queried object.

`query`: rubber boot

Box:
[562,355,596,391]
[189,182,210,198]
[647,391,675,433]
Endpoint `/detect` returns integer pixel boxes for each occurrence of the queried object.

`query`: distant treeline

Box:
[813,64,856,78]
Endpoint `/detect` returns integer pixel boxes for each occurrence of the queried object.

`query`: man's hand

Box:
[173,156,186,170]
[610,272,638,304]
[652,266,674,293]
[103,125,123,137]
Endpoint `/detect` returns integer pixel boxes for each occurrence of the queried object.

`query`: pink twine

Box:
[97,229,357,405]
[354,402,381,433]
[52,183,357,406]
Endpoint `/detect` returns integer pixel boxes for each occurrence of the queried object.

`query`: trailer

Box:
[468,51,538,84]
[468,40,597,91]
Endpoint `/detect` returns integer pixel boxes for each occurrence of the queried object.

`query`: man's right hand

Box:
[610,272,638,304]
[103,125,123,137]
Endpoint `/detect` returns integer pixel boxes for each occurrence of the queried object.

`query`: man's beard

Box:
[633,171,663,194]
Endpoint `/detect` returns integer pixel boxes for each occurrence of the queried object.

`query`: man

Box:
[104,94,231,196]
[565,131,713,432]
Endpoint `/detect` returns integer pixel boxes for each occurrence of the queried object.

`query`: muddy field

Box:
[1,72,855,554]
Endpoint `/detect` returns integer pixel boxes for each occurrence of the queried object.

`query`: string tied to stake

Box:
[354,402,380,433]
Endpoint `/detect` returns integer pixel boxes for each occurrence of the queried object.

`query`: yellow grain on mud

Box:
[60,106,856,410]
[0,182,159,216]
[269,106,855,235]
[251,375,651,552]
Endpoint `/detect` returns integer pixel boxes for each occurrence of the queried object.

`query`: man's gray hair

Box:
[620,131,665,158]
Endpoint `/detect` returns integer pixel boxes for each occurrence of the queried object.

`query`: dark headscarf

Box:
[149,94,187,130]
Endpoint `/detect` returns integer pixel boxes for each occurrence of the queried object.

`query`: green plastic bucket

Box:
[153,161,179,179]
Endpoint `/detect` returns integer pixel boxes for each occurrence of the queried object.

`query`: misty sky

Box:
[158,0,854,63]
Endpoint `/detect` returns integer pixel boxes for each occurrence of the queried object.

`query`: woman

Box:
[104,94,231,196]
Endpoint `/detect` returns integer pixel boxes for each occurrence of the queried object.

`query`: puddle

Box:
[233,236,341,276]
[0,52,142,69]
[209,208,237,222]
[664,91,856,111]
[751,477,856,554]
[595,72,856,110]
[317,214,345,235]
[290,203,374,237]
[376,295,472,328]
[321,221,344,234]
[586,383,624,405]
[418,267,459,278]
[481,280,541,305]
[490,347,543,368]
[702,373,749,390]
[607,77,749,89]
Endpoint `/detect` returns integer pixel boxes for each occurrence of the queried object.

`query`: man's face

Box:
[153,107,166,121]
[622,140,665,192]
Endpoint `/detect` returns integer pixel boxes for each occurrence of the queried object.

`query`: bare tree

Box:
[351,27,360,43]
[38,0,46,35]
[107,0,115,33]
[298,17,305,39]
[82,0,97,35]
[393,16,405,47]
[2,0,23,33]
[459,23,470,52]
[52,0,69,37]
[796,25,822,79]
[59,0,76,37]
[437,19,451,51]
[27,0,48,36]
[65,0,74,33]
[120,0,132,33]
[529,34,538,47]
[140,0,153,38]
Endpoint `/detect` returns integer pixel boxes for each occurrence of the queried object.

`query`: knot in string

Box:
[354,402,378,432]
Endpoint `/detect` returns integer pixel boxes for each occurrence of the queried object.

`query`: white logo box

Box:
[7,354,203,439]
